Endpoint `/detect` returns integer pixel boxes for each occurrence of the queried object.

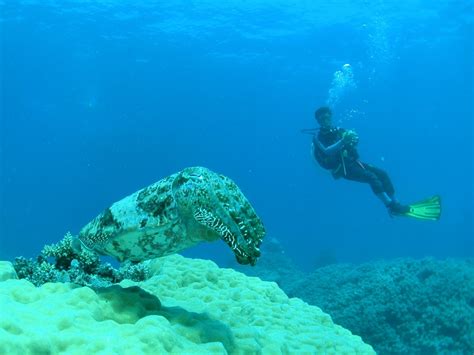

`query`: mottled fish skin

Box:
[78,167,265,265]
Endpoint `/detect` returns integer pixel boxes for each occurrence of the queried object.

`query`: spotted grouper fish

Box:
[73,167,265,265]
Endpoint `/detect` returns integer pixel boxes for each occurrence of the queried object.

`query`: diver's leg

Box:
[364,165,395,197]
[362,164,409,214]
[344,162,408,214]
[343,163,385,196]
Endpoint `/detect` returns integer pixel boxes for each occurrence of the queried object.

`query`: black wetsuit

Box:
[312,127,395,197]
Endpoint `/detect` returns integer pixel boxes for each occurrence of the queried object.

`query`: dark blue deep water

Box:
[1,0,472,269]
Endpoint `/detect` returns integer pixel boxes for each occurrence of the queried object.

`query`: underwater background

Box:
[1,0,473,353]
[1,0,472,268]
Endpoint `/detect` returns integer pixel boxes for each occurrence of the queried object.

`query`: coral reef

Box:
[41,232,100,273]
[12,232,149,287]
[231,239,474,354]
[0,254,375,354]
[8,232,472,353]
[287,258,474,354]
[0,261,18,281]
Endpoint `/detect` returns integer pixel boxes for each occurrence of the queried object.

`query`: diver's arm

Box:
[313,136,345,156]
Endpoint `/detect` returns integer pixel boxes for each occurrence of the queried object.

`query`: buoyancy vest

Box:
[312,127,359,170]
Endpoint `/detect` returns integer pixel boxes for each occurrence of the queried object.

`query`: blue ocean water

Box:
[1,0,472,270]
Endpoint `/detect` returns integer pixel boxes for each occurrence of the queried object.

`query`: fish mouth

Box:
[194,207,263,265]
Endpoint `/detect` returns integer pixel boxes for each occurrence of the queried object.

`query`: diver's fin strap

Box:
[405,195,441,221]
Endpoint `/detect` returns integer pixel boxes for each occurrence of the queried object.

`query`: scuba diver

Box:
[304,106,441,220]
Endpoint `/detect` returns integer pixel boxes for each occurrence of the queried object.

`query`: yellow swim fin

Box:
[404,195,441,221]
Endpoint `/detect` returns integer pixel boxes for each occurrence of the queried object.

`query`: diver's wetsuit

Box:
[312,127,395,197]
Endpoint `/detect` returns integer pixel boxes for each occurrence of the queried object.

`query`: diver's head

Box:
[315,107,332,128]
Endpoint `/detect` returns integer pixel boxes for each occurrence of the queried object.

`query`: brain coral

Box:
[0,255,375,354]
